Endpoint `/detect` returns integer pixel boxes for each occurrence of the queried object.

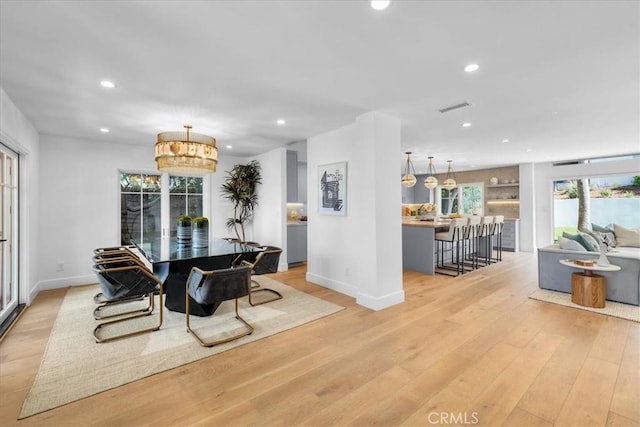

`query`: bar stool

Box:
[435,217,468,276]
[491,215,505,262]
[477,216,494,266]
[463,216,482,271]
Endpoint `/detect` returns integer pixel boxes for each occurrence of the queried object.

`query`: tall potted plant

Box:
[220,160,262,243]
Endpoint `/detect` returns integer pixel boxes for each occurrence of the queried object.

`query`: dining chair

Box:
[241,245,283,306]
[185,265,253,347]
[92,262,164,343]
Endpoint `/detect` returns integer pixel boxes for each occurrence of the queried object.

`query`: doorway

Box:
[0,143,19,330]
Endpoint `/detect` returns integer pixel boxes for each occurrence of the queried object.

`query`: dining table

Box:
[132,236,263,316]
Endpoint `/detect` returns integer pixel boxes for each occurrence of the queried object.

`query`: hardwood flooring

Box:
[1,252,638,426]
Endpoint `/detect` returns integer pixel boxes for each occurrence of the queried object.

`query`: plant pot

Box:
[177,223,192,242]
[192,224,209,248]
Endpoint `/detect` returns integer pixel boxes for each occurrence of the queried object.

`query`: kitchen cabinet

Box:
[499,219,520,252]
[286,151,298,202]
[287,223,307,265]
[297,162,307,203]
[401,183,414,203]
[413,175,435,203]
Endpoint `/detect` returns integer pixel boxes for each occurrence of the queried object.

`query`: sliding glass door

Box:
[0,144,19,326]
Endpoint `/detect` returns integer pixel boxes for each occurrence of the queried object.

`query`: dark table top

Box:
[132,237,262,263]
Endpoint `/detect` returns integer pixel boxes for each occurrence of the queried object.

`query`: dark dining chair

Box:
[241,246,283,306]
[92,262,163,343]
[185,265,253,347]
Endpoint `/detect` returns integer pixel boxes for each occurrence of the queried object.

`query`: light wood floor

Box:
[1,252,638,426]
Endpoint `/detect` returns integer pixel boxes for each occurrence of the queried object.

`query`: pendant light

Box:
[401,152,417,188]
[443,160,457,190]
[155,125,218,175]
[423,156,438,189]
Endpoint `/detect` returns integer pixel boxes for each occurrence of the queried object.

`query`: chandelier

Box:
[155,125,218,175]
[401,152,417,188]
[423,156,438,189]
[443,160,457,190]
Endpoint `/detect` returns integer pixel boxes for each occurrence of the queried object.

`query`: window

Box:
[553,175,640,240]
[169,176,203,237]
[120,173,205,244]
[120,173,161,245]
[437,183,484,216]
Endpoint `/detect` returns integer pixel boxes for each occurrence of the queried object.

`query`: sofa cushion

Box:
[578,231,600,252]
[562,232,594,251]
[614,224,640,248]
[558,236,587,251]
[592,222,614,233]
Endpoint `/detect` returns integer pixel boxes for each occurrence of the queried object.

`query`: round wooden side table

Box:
[559,259,621,308]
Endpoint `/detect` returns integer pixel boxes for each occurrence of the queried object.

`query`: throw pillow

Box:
[578,231,600,252]
[614,224,640,248]
[594,231,617,248]
[592,223,614,233]
[562,232,589,251]
[558,236,587,251]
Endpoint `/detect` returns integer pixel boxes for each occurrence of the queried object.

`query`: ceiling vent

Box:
[438,102,471,114]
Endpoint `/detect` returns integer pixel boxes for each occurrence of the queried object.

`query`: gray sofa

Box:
[537,245,640,306]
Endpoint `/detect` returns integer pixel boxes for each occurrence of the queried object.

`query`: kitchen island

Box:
[402,219,450,275]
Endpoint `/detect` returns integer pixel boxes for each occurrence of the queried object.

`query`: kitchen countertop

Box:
[402,219,451,228]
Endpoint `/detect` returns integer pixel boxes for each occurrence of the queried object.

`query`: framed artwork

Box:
[318,162,347,216]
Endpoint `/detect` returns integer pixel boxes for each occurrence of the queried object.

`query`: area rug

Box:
[529,289,639,323]
[19,277,344,419]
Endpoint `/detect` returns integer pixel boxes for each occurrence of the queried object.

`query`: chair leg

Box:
[247,278,283,306]
[93,294,153,320]
[93,286,163,343]
[186,295,253,347]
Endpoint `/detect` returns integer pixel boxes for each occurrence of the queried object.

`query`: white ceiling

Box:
[1,0,638,173]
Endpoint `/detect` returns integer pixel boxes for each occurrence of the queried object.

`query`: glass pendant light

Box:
[401,152,417,188]
[155,125,218,175]
[423,156,438,189]
[443,160,457,190]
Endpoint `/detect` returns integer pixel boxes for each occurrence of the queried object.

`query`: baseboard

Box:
[37,274,96,291]
[306,272,358,298]
[356,289,405,311]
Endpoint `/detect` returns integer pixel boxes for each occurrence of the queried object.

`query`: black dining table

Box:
[132,237,262,316]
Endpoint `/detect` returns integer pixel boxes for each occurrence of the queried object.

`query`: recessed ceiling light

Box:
[464,63,479,73]
[276,119,286,125]
[371,0,390,10]
[226,145,232,149]
[100,80,115,88]
[526,148,533,152]
[462,122,472,127]
[100,128,109,133]
[502,139,509,143]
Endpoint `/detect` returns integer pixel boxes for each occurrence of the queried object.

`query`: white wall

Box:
[533,157,640,248]
[37,134,249,290]
[252,148,288,270]
[0,88,40,304]
[306,111,404,310]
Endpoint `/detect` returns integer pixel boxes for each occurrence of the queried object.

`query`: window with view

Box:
[169,176,203,237]
[120,173,161,245]
[553,175,640,241]
[120,173,204,245]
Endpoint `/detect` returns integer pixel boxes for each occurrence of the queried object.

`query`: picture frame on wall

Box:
[318,162,347,216]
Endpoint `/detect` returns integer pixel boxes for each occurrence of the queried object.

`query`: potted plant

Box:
[176,214,192,242]
[220,160,262,243]
[192,216,209,248]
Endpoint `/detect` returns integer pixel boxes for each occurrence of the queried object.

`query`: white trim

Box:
[356,289,405,311]
[36,274,96,291]
[305,271,357,298]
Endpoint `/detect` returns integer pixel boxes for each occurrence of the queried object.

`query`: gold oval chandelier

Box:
[155,125,218,175]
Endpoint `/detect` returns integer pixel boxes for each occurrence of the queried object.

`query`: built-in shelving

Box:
[487,183,519,188]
